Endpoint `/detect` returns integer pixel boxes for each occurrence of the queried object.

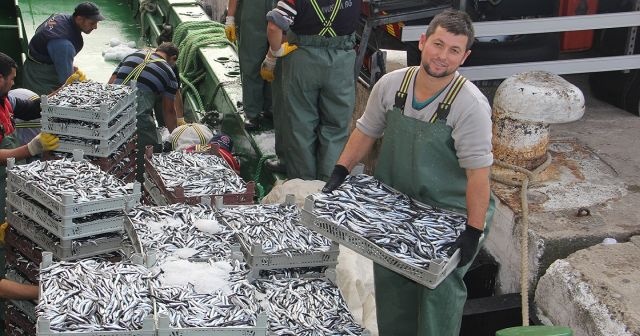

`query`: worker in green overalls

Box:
[108,43,179,182]
[261,0,360,180]
[322,9,495,336]
[226,0,274,131]
[0,52,59,223]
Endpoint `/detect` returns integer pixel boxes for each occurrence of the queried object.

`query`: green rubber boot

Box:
[496,326,573,336]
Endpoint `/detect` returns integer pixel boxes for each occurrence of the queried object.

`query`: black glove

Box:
[322,165,349,193]
[448,224,483,268]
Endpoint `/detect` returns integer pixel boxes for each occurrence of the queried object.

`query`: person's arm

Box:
[107,73,117,84]
[227,0,238,17]
[465,166,491,231]
[267,21,284,53]
[47,39,76,85]
[0,146,33,165]
[336,129,377,171]
[162,95,177,132]
[174,90,185,123]
[0,279,39,300]
[11,96,41,121]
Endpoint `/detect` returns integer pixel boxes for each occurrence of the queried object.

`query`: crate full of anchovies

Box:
[300,174,465,289]
[40,80,137,123]
[35,252,157,336]
[215,197,340,276]
[144,147,255,206]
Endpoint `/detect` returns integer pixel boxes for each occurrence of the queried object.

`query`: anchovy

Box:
[254,277,365,335]
[36,259,154,332]
[219,204,332,256]
[151,259,260,328]
[9,158,133,203]
[47,81,134,111]
[312,174,467,267]
[149,151,246,197]
[128,204,237,263]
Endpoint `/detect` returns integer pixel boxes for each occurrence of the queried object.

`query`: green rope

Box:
[253,154,276,201]
[172,21,232,112]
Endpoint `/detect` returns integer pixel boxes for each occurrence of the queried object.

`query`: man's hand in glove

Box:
[270,42,297,57]
[322,165,349,193]
[448,224,483,268]
[27,133,60,155]
[224,16,237,42]
[64,69,87,85]
[260,54,277,82]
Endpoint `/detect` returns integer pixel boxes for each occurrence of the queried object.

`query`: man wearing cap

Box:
[22,2,104,95]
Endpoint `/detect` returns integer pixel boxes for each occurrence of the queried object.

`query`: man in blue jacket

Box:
[22,2,104,95]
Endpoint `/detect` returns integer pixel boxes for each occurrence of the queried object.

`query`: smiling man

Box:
[322,9,495,336]
[22,2,105,95]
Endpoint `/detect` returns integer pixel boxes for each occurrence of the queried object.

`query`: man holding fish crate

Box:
[322,9,495,336]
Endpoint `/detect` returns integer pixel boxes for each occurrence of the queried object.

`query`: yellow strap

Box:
[192,125,207,144]
[122,50,164,85]
[442,75,467,105]
[171,125,191,149]
[428,75,467,123]
[310,0,342,37]
[400,66,418,95]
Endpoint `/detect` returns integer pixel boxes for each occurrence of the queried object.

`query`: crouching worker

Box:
[0,52,60,222]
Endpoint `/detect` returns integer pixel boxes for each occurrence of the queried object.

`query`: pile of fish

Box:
[37,259,154,332]
[313,174,467,267]
[47,81,134,111]
[150,259,261,328]
[15,191,123,224]
[128,204,237,262]
[220,204,332,256]
[12,211,122,250]
[57,121,134,145]
[47,108,132,130]
[254,277,365,335]
[9,158,131,202]
[150,151,246,196]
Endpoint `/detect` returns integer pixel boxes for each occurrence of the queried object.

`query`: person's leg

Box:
[316,49,356,180]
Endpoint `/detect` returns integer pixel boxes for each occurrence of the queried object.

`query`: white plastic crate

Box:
[36,252,156,336]
[155,313,268,336]
[55,120,137,157]
[6,167,141,219]
[238,235,339,272]
[41,103,136,140]
[40,83,137,123]
[301,196,461,289]
[6,191,124,240]
[8,211,124,261]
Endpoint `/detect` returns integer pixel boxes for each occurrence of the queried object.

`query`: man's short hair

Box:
[426,9,475,50]
[73,2,105,21]
[156,42,179,59]
[0,52,18,77]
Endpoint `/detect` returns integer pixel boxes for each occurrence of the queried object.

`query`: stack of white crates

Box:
[41,80,138,182]
[3,156,141,332]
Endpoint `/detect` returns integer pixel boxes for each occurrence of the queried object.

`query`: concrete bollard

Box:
[492,71,585,170]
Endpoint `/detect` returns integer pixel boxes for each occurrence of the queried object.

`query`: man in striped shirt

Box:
[109,42,179,182]
[262,0,361,181]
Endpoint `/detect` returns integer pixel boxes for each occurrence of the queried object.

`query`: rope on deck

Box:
[173,21,232,112]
